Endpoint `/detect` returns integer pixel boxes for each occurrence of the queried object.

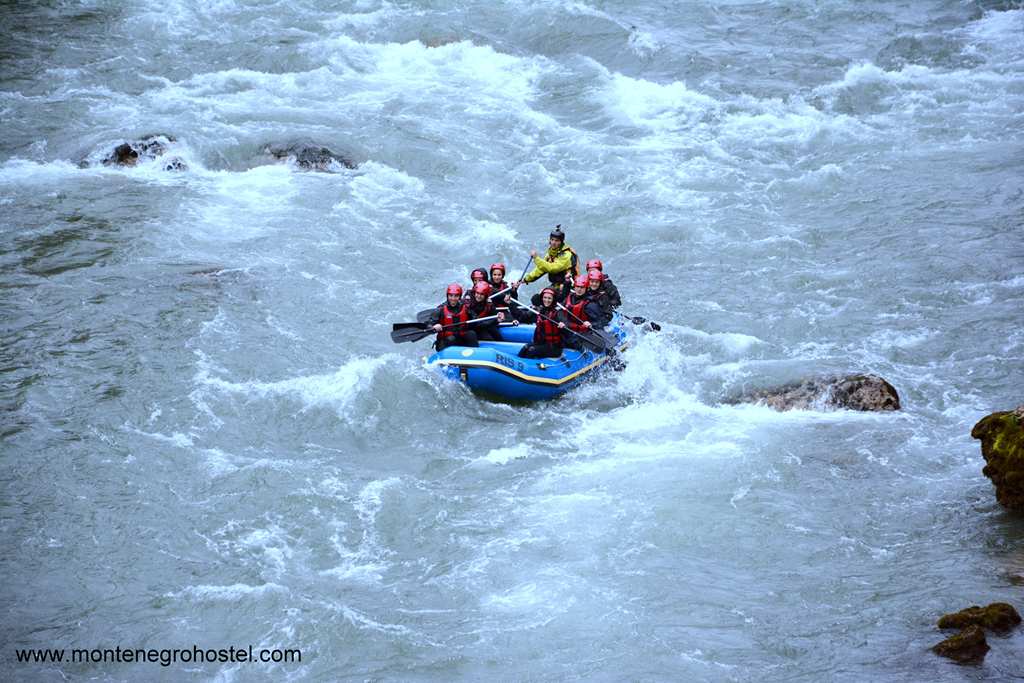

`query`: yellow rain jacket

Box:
[524,244,579,285]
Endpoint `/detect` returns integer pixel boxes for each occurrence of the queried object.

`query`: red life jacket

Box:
[439,303,470,339]
[564,294,589,333]
[533,308,563,346]
[470,299,495,319]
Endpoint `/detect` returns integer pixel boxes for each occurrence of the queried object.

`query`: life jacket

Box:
[544,245,579,284]
[533,307,563,346]
[469,298,495,319]
[586,289,612,324]
[439,303,470,339]
[563,294,590,333]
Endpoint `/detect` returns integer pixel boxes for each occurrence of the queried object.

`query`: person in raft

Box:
[517,287,567,359]
[487,262,515,307]
[562,274,603,350]
[463,268,489,302]
[585,268,614,326]
[428,284,479,351]
[466,281,505,342]
[585,258,621,310]
[517,225,579,306]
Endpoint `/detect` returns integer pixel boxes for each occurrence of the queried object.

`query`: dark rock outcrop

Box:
[972,405,1024,511]
[938,603,1022,634]
[257,141,357,172]
[100,135,178,167]
[931,625,989,664]
[729,374,900,412]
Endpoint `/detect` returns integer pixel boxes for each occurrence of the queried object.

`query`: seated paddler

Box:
[562,274,603,350]
[467,281,504,342]
[585,258,621,310]
[428,283,479,351]
[517,287,567,359]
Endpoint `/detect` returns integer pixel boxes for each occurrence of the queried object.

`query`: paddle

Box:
[624,314,661,332]
[555,302,619,348]
[391,314,501,344]
[488,285,513,301]
[415,282,520,323]
[512,298,611,354]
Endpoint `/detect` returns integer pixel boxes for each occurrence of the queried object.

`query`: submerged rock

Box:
[938,603,1022,634]
[99,134,178,167]
[875,35,983,72]
[972,405,1024,511]
[257,141,357,172]
[728,374,900,412]
[161,157,187,172]
[931,625,989,664]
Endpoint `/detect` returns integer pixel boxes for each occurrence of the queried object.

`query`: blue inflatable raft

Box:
[426,313,630,401]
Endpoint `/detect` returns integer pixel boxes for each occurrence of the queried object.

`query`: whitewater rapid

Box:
[2,1,1022,680]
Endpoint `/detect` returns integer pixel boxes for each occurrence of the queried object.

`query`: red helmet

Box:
[446,283,463,297]
[472,281,492,297]
[540,287,556,301]
[574,274,589,288]
[587,269,603,284]
[470,268,487,282]
[490,262,506,276]
[586,258,603,271]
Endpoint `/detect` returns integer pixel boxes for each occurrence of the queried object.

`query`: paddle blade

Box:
[575,329,609,353]
[596,329,619,348]
[416,308,435,324]
[626,315,661,332]
[390,326,435,344]
[393,322,429,332]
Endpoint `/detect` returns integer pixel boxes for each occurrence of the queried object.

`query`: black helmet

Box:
[549,224,565,241]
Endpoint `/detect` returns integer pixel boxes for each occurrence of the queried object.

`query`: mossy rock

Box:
[931,625,989,664]
[972,406,1024,511]
[938,603,1022,634]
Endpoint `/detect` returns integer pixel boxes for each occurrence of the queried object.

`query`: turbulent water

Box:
[2,1,1023,680]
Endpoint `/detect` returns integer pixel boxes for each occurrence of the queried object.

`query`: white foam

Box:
[173,582,287,602]
[340,606,413,635]
[312,36,544,109]
[966,8,1024,54]
[628,29,662,58]
[466,219,519,249]
[482,578,577,614]
[474,444,531,466]
[0,158,92,185]
[719,95,864,147]
[865,327,936,349]
[322,3,399,30]
[602,72,718,132]
[128,427,195,449]
[355,477,401,520]
[199,355,394,416]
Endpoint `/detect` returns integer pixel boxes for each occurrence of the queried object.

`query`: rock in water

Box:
[972,406,1024,511]
[729,374,900,412]
[99,134,177,167]
[828,375,901,411]
[258,141,357,172]
[931,625,989,664]
[938,603,1022,634]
